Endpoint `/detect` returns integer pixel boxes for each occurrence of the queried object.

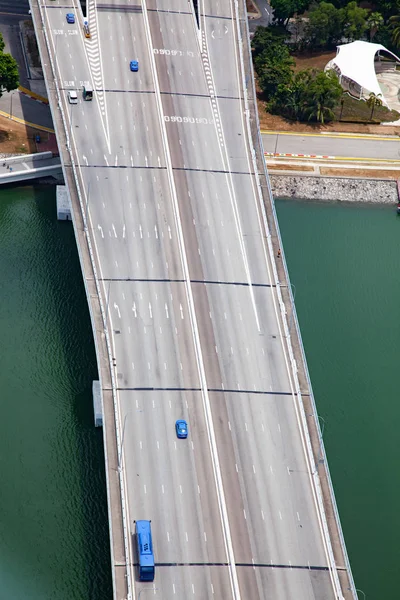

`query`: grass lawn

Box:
[335,93,399,123]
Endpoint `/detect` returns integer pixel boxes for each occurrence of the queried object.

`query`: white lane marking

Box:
[165,303,169,318]
[132,302,137,317]
[149,302,153,318]
[261,510,265,521]
[113,303,121,318]
[112,224,117,237]
[180,304,184,319]
[270,465,274,474]
[279,511,283,520]
[97,224,104,238]
[243,509,247,520]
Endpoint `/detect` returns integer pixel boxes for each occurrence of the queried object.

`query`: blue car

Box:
[130,60,139,72]
[175,419,188,439]
[66,13,75,24]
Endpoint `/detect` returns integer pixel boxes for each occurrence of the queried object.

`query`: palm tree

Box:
[366,92,383,120]
[389,13,400,47]
[367,12,384,41]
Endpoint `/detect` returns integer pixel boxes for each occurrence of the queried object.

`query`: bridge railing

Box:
[237,4,356,600]
[32,2,132,599]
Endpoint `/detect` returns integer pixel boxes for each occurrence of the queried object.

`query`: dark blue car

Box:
[175,419,188,439]
[66,13,75,24]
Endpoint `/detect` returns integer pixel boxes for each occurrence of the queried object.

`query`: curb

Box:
[0,109,55,133]
[265,151,334,159]
[18,85,49,105]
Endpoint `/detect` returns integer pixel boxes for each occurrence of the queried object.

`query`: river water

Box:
[0,186,396,599]
[0,185,112,599]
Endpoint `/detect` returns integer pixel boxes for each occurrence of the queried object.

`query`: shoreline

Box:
[269,175,398,204]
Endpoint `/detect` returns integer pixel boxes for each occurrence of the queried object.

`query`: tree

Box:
[305,2,344,49]
[270,0,308,26]
[367,12,384,41]
[258,52,294,98]
[0,53,19,97]
[251,25,287,59]
[366,92,383,120]
[303,70,343,124]
[342,1,369,42]
[389,12,400,48]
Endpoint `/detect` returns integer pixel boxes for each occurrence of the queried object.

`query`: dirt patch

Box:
[320,167,400,179]
[293,51,336,72]
[267,163,314,171]
[246,0,260,15]
[0,115,43,154]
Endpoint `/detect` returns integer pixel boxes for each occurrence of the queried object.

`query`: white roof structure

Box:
[326,41,400,105]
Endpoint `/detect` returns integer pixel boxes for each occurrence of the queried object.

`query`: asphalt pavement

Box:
[39,0,343,598]
[262,130,400,161]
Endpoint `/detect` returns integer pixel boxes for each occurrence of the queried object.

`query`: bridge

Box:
[29,0,357,598]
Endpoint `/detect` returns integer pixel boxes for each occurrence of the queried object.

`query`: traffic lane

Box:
[204,14,241,99]
[108,281,200,389]
[0,0,30,16]
[120,389,232,595]
[106,93,166,168]
[0,91,54,130]
[197,284,289,392]
[99,10,155,93]
[134,565,233,599]
[147,0,193,12]
[262,131,400,160]
[150,11,208,97]
[183,170,250,284]
[86,167,184,281]
[237,566,335,600]
[162,94,224,170]
[226,392,329,567]
[200,0,233,20]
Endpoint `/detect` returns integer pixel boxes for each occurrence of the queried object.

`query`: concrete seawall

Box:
[270,175,398,203]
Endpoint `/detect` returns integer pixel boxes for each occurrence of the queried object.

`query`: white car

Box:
[68,90,78,104]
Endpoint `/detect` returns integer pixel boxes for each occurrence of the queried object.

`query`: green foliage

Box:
[0,33,5,54]
[302,69,343,123]
[304,2,343,49]
[389,12,400,48]
[251,25,287,59]
[257,44,295,96]
[0,53,19,96]
[367,12,384,41]
[366,92,383,120]
[270,0,308,25]
[342,1,369,41]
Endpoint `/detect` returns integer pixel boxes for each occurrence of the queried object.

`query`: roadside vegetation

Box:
[252,0,400,124]
[0,33,19,98]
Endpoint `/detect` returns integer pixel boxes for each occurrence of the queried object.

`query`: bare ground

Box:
[0,115,44,154]
[266,163,314,171]
[320,167,400,179]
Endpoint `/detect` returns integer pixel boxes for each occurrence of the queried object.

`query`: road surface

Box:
[262,130,400,161]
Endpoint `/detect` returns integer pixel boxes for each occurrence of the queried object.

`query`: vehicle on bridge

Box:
[130,60,139,72]
[135,520,155,581]
[82,84,93,101]
[66,13,75,24]
[175,419,188,439]
[83,21,91,38]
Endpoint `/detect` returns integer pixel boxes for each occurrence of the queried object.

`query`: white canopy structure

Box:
[325,41,400,106]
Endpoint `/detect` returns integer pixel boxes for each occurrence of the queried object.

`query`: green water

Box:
[0,186,112,599]
[0,186,394,599]
[276,198,400,600]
